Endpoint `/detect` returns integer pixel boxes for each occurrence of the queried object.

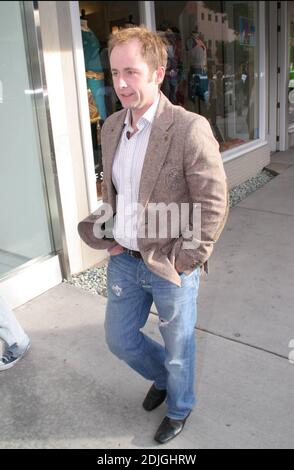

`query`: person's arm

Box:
[174,116,229,273]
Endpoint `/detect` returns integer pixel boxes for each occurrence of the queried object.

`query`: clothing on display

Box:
[87,88,99,123]
[81,19,107,121]
[81,18,106,192]
[186,31,209,103]
[185,31,207,68]
[188,68,209,103]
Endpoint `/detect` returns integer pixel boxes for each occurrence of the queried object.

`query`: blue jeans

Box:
[0,296,29,350]
[105,252,200,420]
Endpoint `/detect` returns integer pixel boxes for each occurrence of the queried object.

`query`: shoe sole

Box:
[0,342,31,371]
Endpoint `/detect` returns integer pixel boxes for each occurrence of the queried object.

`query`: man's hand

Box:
[107,243,125,256]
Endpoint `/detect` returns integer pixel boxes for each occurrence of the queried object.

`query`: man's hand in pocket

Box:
[107,243,125,256]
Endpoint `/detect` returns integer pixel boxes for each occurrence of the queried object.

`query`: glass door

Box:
[0,1,63,307]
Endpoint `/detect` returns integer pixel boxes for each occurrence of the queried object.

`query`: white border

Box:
[222,139,268,163]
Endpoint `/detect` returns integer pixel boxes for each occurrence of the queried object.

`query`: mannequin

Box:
[81,14,106,197]
[186,31,207,71]
[186,30,209,112]
[81,16,107,121]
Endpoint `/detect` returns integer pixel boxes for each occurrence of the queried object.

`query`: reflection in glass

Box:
[154,0,259,151]
[79,0,260,198]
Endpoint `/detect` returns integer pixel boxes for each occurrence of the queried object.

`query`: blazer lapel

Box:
[103,109,127,208]
[138,93,174,209]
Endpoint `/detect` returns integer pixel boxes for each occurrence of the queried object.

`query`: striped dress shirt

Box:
[112,94,160,250]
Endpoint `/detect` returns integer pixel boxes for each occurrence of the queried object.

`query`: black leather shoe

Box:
[142,384,167,411]
[154,414,190,444]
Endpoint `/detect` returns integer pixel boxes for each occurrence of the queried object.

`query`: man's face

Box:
[110,39,164,119]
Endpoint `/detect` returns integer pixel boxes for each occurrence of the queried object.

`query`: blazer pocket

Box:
[164,168,184,191]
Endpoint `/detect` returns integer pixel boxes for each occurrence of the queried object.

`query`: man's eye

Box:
[111,71,118,77]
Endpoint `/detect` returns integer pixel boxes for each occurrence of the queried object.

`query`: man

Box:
[0,296,30,371]
[78,26,228,444]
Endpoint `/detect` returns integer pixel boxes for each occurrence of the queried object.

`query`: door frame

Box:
[271,0,291,151]
[0,1,66,308]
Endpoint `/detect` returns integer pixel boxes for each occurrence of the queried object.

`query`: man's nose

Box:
[118,77,127,88]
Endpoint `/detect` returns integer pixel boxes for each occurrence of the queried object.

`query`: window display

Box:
[79,0,260,200]
[154,0,259,151]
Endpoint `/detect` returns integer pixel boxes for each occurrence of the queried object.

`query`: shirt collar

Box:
[124,94,160,131]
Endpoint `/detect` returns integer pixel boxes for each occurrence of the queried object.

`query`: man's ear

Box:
[156,66,165,85]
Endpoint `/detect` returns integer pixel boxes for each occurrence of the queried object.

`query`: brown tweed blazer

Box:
[78,92,228,286]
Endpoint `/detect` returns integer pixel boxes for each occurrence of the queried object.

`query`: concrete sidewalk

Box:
[1,151,294,449]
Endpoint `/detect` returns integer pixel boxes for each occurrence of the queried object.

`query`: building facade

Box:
[0,1,292,307]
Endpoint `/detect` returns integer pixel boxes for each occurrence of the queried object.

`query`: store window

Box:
[154,1,259,152]
[79,1,140,198]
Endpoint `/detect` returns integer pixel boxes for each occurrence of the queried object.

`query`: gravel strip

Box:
[66,168,275,297]
[229,168,274,207]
